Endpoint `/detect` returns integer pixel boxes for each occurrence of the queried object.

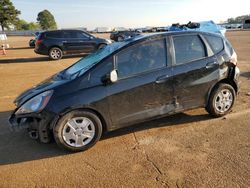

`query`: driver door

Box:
[106,38,174,128]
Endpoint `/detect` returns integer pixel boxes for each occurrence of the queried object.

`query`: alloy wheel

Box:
[50,49,61,59]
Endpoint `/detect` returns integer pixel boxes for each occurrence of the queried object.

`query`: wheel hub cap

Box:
[51,50,60,59]
[214,89,233,113]
[62,117,95,147]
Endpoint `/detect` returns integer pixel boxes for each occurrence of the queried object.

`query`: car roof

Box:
[42,29,87,33]
[126,30,223,43]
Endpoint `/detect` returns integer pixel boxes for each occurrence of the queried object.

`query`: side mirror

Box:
[102,70,118,84]
[110,69,118,83]
[89,36,94,40]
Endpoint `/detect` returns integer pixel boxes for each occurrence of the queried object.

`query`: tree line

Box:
[0,0,57,31]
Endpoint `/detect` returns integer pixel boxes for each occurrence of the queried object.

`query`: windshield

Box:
[63,42,128,78]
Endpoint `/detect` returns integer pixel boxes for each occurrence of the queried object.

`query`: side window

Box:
[173,35,206,65]
[46,32,63,39]
[91,56,113,79]
[79,31,89,39]
[116,39,167,78]
[63,31,73,39]
[245,20,250,24]
[204,35,224,54]
[70,31,89,39]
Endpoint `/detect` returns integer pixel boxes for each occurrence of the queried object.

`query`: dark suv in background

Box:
[35,29,111,60]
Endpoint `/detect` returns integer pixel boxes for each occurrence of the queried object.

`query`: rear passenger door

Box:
[171,34,219,110]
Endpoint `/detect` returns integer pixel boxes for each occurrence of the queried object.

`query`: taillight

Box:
[230,51,237,66]
[36,40,43,46]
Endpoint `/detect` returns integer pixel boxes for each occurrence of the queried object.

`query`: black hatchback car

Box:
[9,31,240,152]
[34,29,111,60]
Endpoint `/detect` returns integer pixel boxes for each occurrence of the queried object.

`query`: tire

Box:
[117,36,124,42]
[53,110,103,152]
[49,47,63,60]
[98,43,107,50]
[206,83,236,117]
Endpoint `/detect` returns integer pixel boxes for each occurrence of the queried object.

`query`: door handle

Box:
[156,75,169,84]
[206,62,218,69]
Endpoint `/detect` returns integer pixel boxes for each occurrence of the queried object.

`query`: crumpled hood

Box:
[14,74,69,108]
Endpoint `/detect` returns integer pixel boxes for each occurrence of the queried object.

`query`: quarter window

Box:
[116,39,167,78]
[173,35,206,65]
[204,35,224,54]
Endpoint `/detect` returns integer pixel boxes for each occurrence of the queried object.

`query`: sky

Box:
[12,0,250,30]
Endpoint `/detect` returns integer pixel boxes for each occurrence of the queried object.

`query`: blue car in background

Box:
[169,21,226,36]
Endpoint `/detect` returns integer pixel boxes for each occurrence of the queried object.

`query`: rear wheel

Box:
[53,110,103,152]
[206,83,236,117]
[49,47,63,60]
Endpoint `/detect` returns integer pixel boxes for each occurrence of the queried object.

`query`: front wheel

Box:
[53,110,103,152]
[49,47,63,60]
[206,83,236,117]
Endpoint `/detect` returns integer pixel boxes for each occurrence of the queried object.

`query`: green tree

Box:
[0,0,21,31]
[27,22,40,30]
[37,10,57,30]
[15,19,40,30]
[15,19,28,30]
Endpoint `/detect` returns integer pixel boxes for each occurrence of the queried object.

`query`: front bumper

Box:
[234,66,241,94]
[8,110,57,143]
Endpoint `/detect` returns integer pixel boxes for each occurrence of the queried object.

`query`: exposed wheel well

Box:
[217,78,238,93]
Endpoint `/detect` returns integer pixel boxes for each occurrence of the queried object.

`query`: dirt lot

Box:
[0,31,249,187]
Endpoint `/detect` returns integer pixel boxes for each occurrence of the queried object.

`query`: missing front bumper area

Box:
[8,112,54,143]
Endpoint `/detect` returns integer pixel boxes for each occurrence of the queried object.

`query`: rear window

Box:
[46,32,64,39]
[204,35,224,54]
[173,35,206,65]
